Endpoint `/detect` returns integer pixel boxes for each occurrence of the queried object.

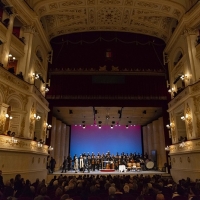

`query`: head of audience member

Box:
[109,186,116,196]
[156,193,165,200]
[55,187,63,197]
[123,184,130,193]
[60,194,73,200]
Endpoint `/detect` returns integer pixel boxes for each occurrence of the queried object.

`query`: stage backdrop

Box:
[70,125,142,157]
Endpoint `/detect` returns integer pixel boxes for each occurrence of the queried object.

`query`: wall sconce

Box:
[126,125,129,129]
[37,142,43,148]
[168,87,175,93]
[98,124,101,129]
[47,124,52,129]
[48,146,54,151]
[165,146,170,151]
[5,114,12,119]
[42,87,49,92]
[33,114,41,121]
[110,125,114,129]
[166,124,171,129]
[0,113,12,127]
[181,116,185,121]
[82,124,86,129]
[179,142,186,148]
[11,137,18,144]
[180,74,190,81]
[32,73,39,79]
[8,54,16,62]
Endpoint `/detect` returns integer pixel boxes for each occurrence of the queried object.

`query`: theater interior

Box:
[0,0,200,184]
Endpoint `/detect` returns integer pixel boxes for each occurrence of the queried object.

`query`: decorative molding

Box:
[169,139,200,154]
[185,103,193,137]
[0,135,48,154]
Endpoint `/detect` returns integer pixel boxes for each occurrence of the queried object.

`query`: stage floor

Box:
[48,169,169,177]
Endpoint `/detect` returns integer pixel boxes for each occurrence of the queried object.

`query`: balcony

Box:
[0,66,49,108]
[11,34,25,56]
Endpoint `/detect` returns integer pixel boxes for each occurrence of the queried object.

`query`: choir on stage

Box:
[61,151,149,173]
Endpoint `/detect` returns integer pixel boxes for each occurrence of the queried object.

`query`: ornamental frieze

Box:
[88,8,96,24]
[169,140,200,154]
[0,135,48,154]
[136,1,161,10]
[99,0,121,4]
[60,0,85,7]
[49,3,58,10]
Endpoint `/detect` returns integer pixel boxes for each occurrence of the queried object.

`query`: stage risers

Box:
[46,169,168,184]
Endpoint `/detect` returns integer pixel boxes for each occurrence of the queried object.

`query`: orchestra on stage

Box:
[62,151,153,173]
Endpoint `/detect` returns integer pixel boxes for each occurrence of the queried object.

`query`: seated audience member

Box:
[156,193,165,200]
[60,194,73,200]
[108,186,116,199]
[34,186,51,200]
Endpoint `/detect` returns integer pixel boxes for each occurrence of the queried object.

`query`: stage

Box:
[46,169,171,183]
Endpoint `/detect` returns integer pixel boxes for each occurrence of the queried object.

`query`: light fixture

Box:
[166,124,171,129]
[181,116,185,120]
[165,146,170,151]
[180,74,185,80]
[168,87,175,93]
[98,124,101,129]
[48,146,54,151]
[110,125,113,129]
[37,142,43,148]
[126,125,129,129]
[106,115,110,120]
[11,137,18,144]
[46,123,52,129]
[34,114,41,121]
[32,73,39,79]
[6,114,12,119]
[8,54,16,62]
[82,124,86,129]
[43,87,49,92]
[179,142,186,148]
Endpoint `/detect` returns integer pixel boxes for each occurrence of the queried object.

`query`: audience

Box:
[0,172,200,200]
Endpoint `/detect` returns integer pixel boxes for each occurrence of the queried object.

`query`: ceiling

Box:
[24,0,190,42]
[52,106,163,126]
[22,0,191,126]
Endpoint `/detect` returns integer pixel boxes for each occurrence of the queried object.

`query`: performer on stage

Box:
[61,156,67,173]
[96,153,100,170]
[91,153,96,171]
[74,156,79,173]
[67,155,72,171]
[79,155,84,171]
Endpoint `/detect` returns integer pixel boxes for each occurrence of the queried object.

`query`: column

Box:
[142,126,148,155]
[158,117,167,169]
[0,103,9,134]
[153,120,160,168]
[1,13,16,68]
[65,126,70,157]
[147,123,153,159]
[50,117,56,158]
[20,25,36,81]
[59,123,66,167]
[54,120,62,171]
